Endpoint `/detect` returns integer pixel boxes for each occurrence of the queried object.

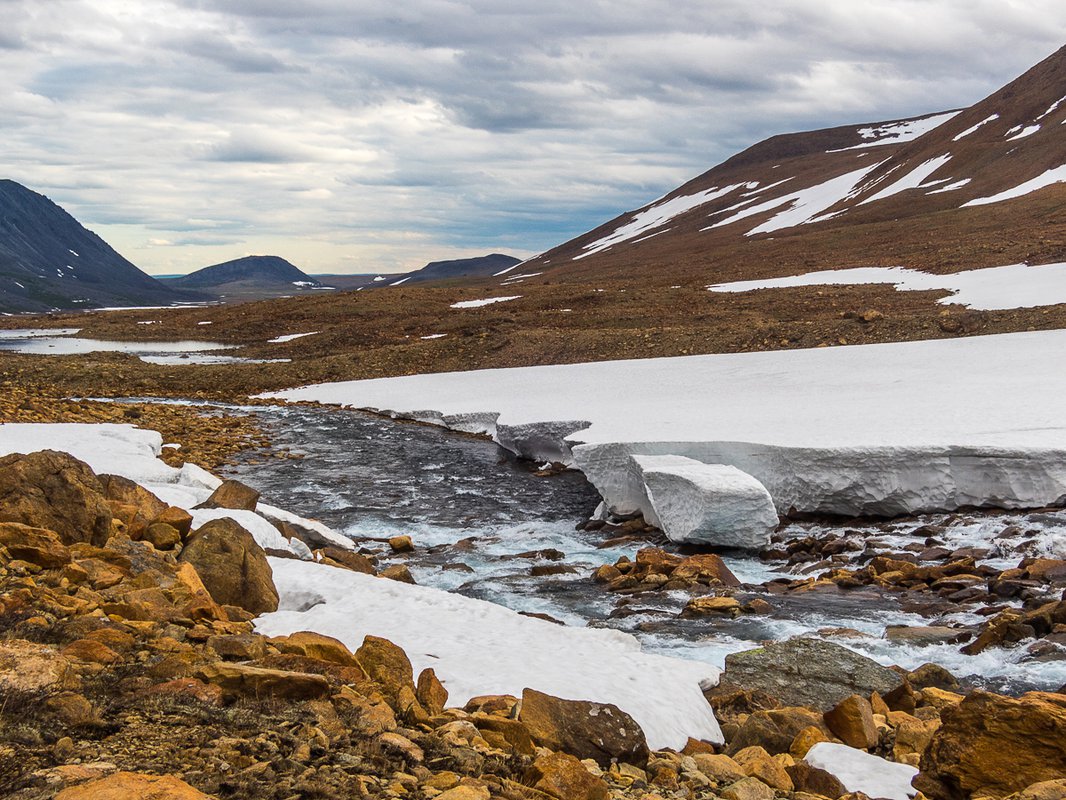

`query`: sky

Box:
[3,1,1066,275]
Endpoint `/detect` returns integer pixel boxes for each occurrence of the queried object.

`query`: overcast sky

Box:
[3,1,1066,275]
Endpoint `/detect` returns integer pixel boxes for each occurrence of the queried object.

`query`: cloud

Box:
[3,0,1066,274]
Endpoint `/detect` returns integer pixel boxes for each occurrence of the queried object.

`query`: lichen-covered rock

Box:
[0,450,112,545]
[519,688,649,767]
[354,635,427,721]
[526,751,610,800]
[0,521,70,567]
[916,690,1066,799]
[195,478,260,511]
[54,770,212,799]
[98,473,167,540]
[178,517,278,614]
[823,694,878,750]
[721,638,904,711]
[196,661,330,700]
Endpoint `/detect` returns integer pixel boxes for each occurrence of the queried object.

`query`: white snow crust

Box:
[1006,124,1041,141]
[953,114,999,141]
[263,330,1066,520]
[450,296,521,309]
[269,331,319,343]
[963,164,1066,206]
[706,165,881,236]
[0,423,351,556]
[706,262,1066,310]
[631,456,778,548]
[859,155,952,205]
[574,184,753,260]
[256,557,723,749]
[804,742,918,800]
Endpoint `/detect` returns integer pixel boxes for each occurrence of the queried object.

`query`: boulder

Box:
[0,640,79,693]
[417,667,449,715]
[672,553,742,587]
[275,631,361,667]
[631,455,779,549]
[721,638,904,711]
[143,523,181,550]
[526,751,610,800]
[0,450,112,545]
[727,707,829,756]
[519,687,649,767]
[54,771,212,799]
[720,777,776,800]
[1005,780,1066,800]
[823,695,878,750]
[355,635,427,720]
[732,745,794,791]
[195,478,260,511]
[196,662,330,700]
[98,474,167,539]
[154,506,194,540]
[786,761,848,798]
[315,546,376,574]
[683,595,741,617]
[916,690,1066,799]
[690,753,746,783]
[0,522,70,567]
[178,517,278,614]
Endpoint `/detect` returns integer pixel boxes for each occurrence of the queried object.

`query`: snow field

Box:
[706,262,1066,310]
[805,742,918,800]
[257,557,723,750]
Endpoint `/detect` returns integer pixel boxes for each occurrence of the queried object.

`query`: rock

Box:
[526,752,610,800]
[917,690,1066,799]
[54,771,212,799]
[275,630,361,666]
[891,713,939,762]
[61,638,121,665]
[380,563,416,583]
[144,678,224,706]
[98,474,167,539]
[435,785,491,800]
[196,662,331,700]
[43,692,98,727]
[178,517,278,614]
[885,625,969,646]
[355,635,427,721]
[672,553,743,587]
[790,726,829,759]
[519,687,650,767]
[823,695,878,750]
[195,478,260,511]
[683,595,741,617]
[0,640,79,692]
[727,707,829,756]
[471,713,537,755]
[690,752,746,783]
[315,546,376,574]
[206,633,267,661]
[906,663,960,691]
[154,506,194,540]
[417,667,449,715]
[720,776,776,800]
[787,761,848,797]
[733,745,794,790]
[721,638,904,711]
[1005,779,1066,800]
[389,535,414,552]
[0,521,70,567]
[378,731,424,763]
[920,686,964,712]
[630,456,779,549]
[143,522,181,550]
[0,450,113,545]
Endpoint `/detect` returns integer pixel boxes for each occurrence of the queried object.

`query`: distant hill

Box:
[521,44,1066,285]
[164,255,331,301]
[400,253,522,284]
[0,180,190,313]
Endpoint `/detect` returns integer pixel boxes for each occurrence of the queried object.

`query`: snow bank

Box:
[450,296,522,309]
[953,113,999,141]
[269,332,319,343]
[0,423,352,556]
[263,330,1066,520]
[805,742,918,800]
[256,557,723,749]
[963,164,1066,207]
[834,111,960,150]
[707,262,1066,311]
[632,456,778,548]
[859,155,952,205]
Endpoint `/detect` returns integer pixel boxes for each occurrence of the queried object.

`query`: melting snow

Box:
[805,743,918,800]
[963,164,1066,206]
[927,178,971,194]
[1038,96,1066,120]
[953,114,999,140]
[575,184,754,260]
[1006,124,1041,140]
[420,334,447,339]
[450,295,521,309]
[859,155,952,205]
[706,262,1066,310]
[268,331,320,343]
[389,277,410,286]
[705,164,882,236]
[830,111,961,151]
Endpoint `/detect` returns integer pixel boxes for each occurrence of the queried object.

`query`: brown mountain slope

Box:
[522,44,1066,284]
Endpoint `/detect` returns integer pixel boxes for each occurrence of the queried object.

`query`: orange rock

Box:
[526,752,609,800]
[823,694,878,750]
[54,771,213,799]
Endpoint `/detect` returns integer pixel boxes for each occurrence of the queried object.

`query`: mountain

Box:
[0,180,189,313]
[164,255,331,301]
[399,253,522,284]
[521,45,1066,286]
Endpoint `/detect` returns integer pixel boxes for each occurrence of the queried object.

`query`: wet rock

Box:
[380,563,416,583]
[683,595,741,617]
[721,638,904,711]
[916,690,1066,799]
[53,771,213,799]
[0,450,113,545]
[195,478,260,511]
[526,751,610,800]
[389,535,414,552]
[672,553,742,587]
[519,687,649,767]
[884,625,970,646]
[178,517,279,614]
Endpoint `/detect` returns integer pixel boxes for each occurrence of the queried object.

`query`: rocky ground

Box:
[0,445,1063,799]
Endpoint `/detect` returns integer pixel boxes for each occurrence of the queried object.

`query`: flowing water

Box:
[228,404,1066,694]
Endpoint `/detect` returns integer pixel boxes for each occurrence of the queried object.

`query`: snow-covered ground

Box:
[831,111,961,151]
[268,331,319,343]
[0,330,284,366]
[805,743,918,800]
[450,296,522,309]
[963,164,1066,207]
[706,262,1066,310]
[0,421,725,749]
[257,558,722,749]
[264,330,1066,525]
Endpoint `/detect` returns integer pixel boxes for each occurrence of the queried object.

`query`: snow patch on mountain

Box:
[706,262,1066,310]
[963,164,1066,206]
[859,155,952,205]
[830,111,961,151]
[953,114,999,140]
